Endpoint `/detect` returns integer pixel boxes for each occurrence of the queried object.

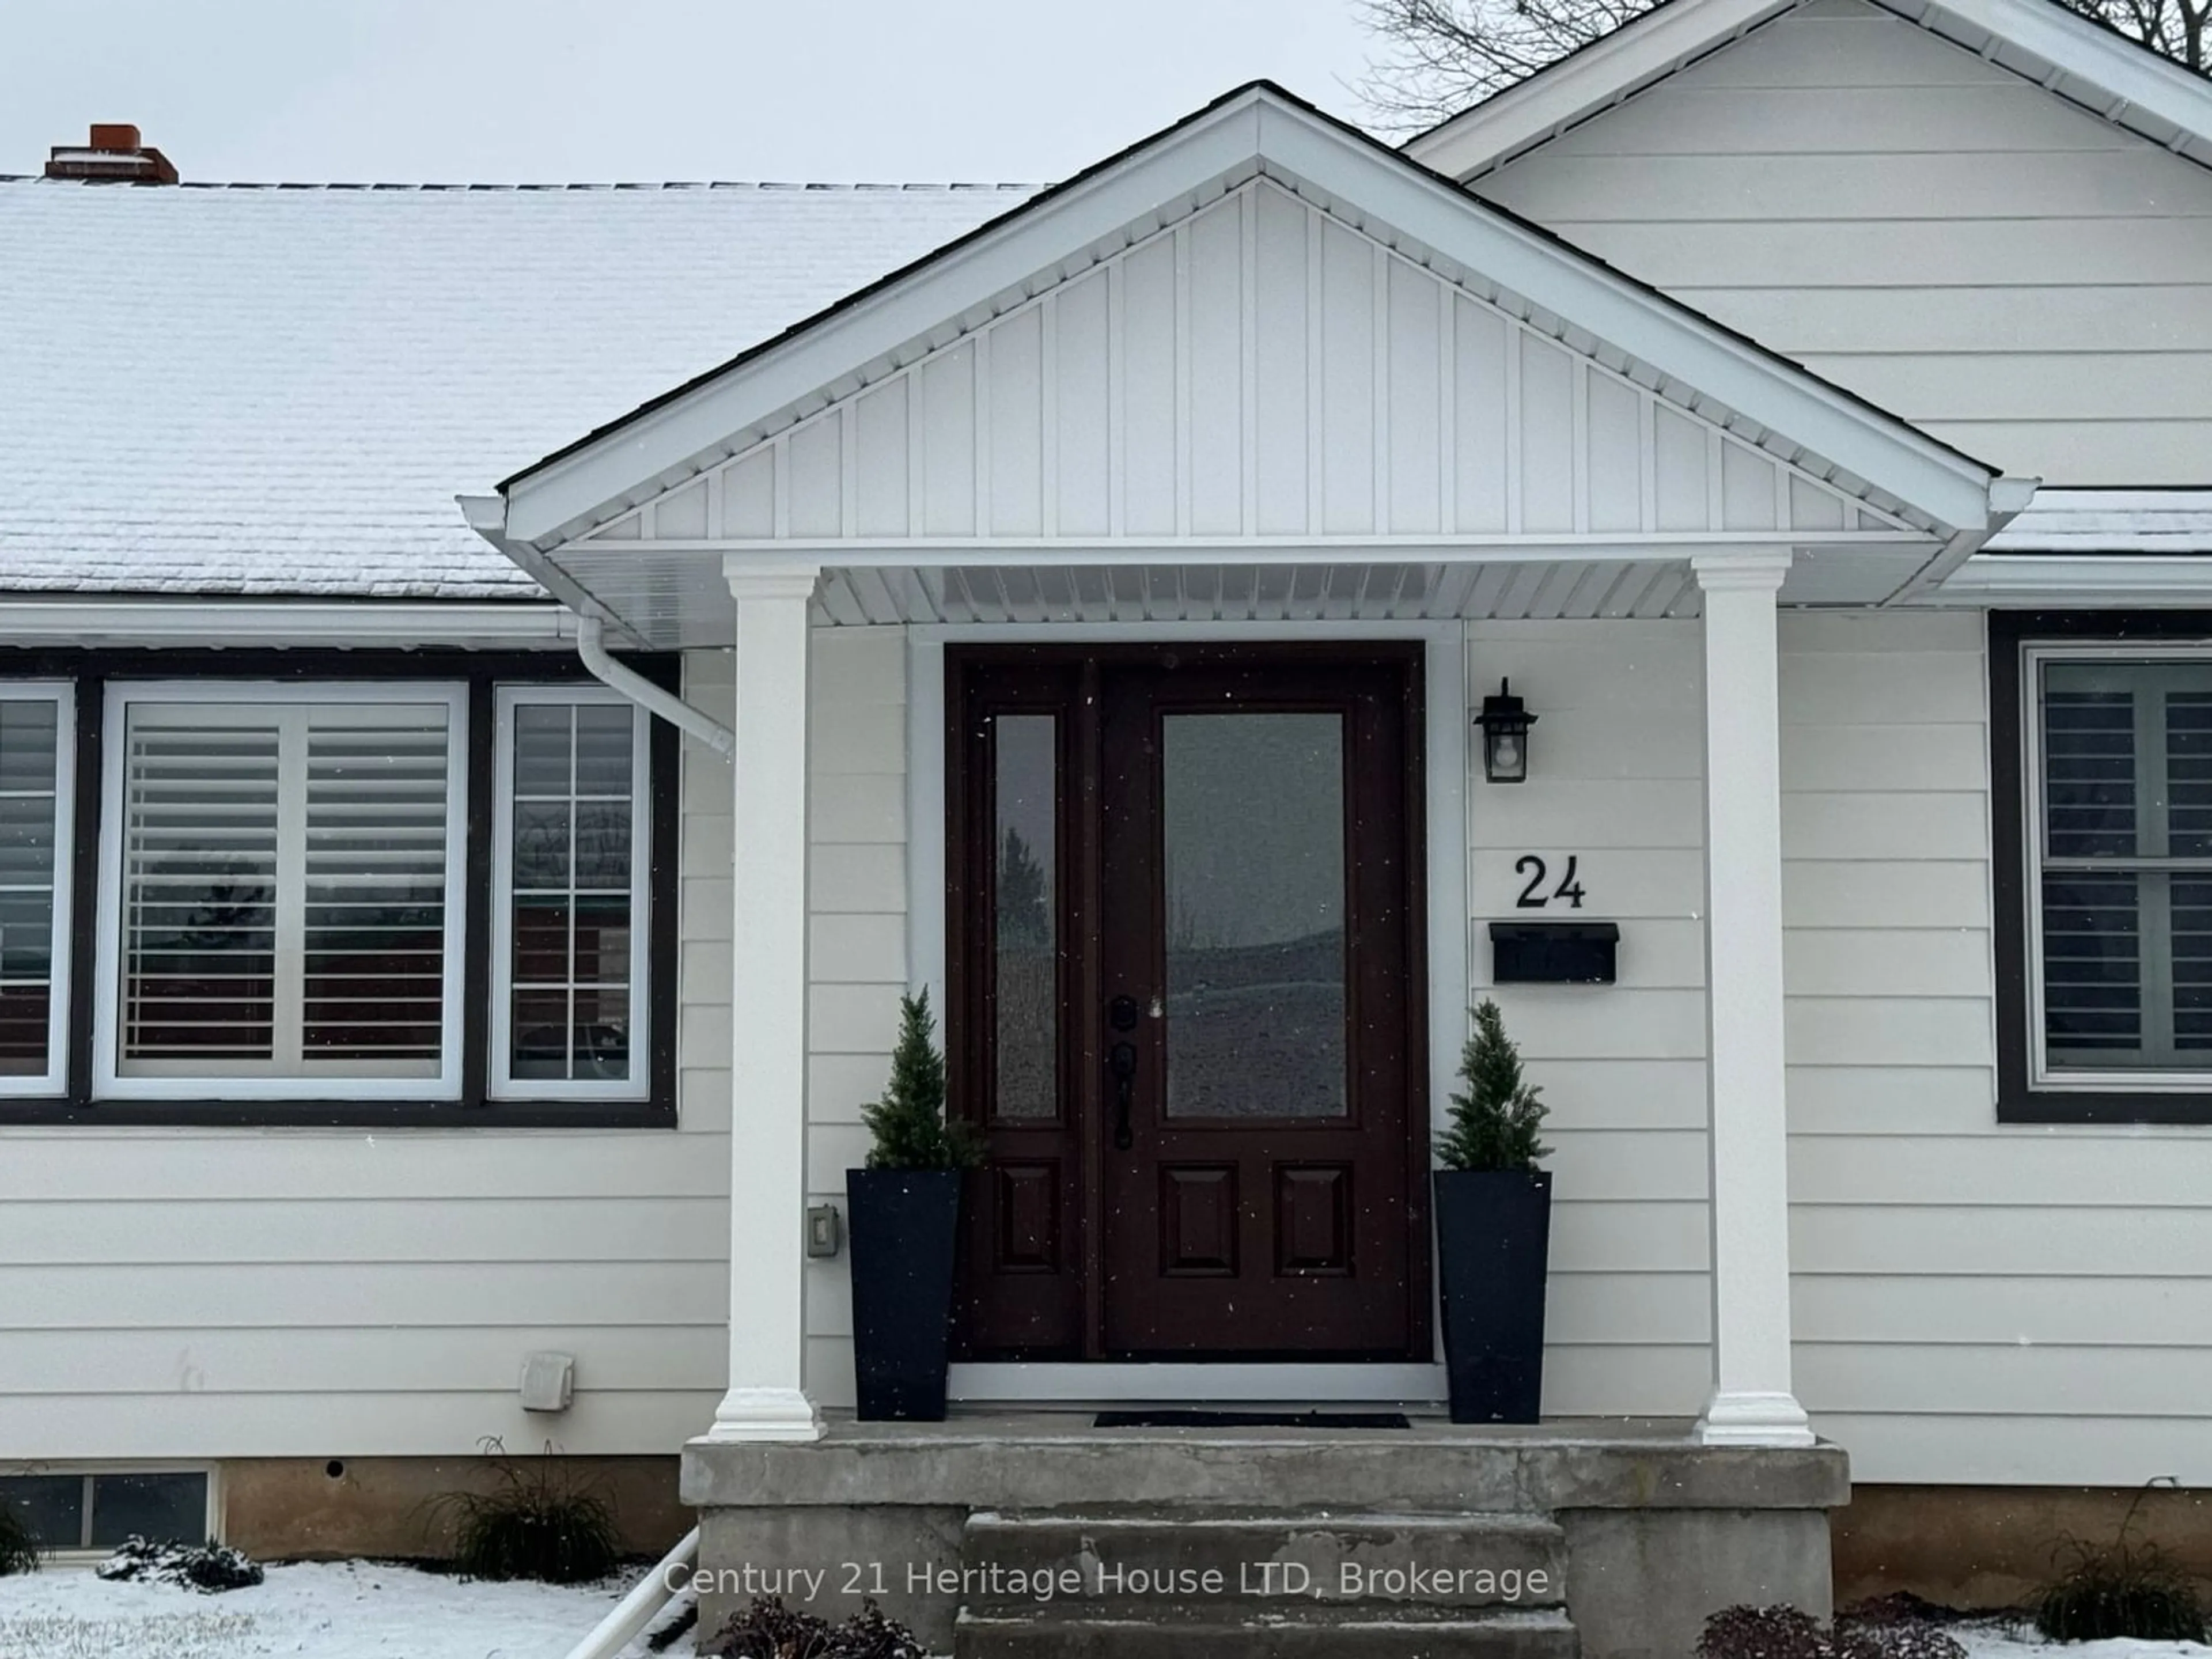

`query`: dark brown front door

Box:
[949,644,1428,1362]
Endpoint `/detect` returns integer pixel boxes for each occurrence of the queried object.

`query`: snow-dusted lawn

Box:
[0,1559,697,1659]
[3,1569,2208,1659]
[1959,1622,2210,1659]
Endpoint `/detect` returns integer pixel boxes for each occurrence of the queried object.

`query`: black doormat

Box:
[1093,1410,1411,1430]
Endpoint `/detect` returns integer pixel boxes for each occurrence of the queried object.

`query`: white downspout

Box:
[578,614,737,761]
[561,1525,700,1659]
[455,493,738,762]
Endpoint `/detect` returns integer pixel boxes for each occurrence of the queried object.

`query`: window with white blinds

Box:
[2033,656,2212,1081]
[0,686,71,1096]
[99,687,465,1099]
[489,688,649,1101]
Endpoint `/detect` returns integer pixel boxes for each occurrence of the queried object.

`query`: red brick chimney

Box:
[46,124,177,184]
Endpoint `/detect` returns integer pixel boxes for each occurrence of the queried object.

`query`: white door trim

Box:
[902,619,1468,1399]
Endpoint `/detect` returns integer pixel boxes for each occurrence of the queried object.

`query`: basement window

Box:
[0,1469,212,1551]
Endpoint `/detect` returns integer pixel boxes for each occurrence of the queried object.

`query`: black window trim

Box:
[1993,610,2212,1126]
[0,646,679,1129]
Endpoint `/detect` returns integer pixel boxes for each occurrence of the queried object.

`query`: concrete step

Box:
[960,1509,1567,1612]
[954,1605,1580,1658]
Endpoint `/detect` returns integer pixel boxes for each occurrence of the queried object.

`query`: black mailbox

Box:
[1489,921,1620,985]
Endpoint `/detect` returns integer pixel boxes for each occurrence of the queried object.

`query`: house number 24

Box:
[1514,854,1587,910]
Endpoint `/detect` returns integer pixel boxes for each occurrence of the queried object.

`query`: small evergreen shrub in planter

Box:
[0,1503,40,1577]
[432,1440,622,1584]
[96,1536,264,1593]
[1432,999,1552,1423]
[848,992,981,1422]
[702,1594,925,1658]
[2033,1482,2208,1643]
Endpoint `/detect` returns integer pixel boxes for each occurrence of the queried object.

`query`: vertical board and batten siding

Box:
[1473,0,2212,486]
[585,177,1896,558]
[1779,612,2212,1487]
[0,660,754,1459]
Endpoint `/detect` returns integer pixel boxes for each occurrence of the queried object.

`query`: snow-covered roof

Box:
[1984,489,2212,554]
[0,176,1036,598]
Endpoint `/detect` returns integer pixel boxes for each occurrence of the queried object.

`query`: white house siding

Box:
[1779,611,2212,1488]
[1472,0,2212,487]
[1466,619,1715,1418]
[0,664,749,1459]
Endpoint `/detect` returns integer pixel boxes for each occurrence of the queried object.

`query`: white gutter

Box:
[1918,555,2212,607]
[562,1525,699,1659]
[0,598,572,647]
[1880,475,2041,606]
[579,614,736,760]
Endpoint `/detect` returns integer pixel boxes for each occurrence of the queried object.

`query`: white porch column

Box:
[705,558,825,1444]
[1691,551,1815,1448]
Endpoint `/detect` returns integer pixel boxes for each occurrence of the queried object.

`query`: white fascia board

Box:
[502,100,1271,546]
[1252,102,1995,532]
[1926,555,2212,606]
[0,599,574,647]
[1402,0,1793,179]
[1921,0,2212,150]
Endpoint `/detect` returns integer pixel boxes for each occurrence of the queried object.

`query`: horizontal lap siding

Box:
[0,657,745,1460]
[1474,0,2212,485]
[1779,612,2212,1486]
[1467,620,1713,1415]
[795,627,908,1411]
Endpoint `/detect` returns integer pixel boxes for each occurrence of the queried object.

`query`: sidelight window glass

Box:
[991,713,1058,1120]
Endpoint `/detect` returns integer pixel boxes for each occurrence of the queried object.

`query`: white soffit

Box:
[1404,0,2212,180]
[493,84,1996,555]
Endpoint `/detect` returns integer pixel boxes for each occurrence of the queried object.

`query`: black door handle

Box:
[1109,1041,1137,1150]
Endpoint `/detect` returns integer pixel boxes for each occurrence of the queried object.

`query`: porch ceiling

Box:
[554,546,1935,645]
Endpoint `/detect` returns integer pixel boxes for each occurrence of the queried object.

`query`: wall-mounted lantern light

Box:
[1476,679,1536,784]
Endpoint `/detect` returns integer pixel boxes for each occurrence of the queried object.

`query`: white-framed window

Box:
[0,683,73,1098]
[489,686,651,1101]
[2025,645,2212,1089]
[92,683,469,1101]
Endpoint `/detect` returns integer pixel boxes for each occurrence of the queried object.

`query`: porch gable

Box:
[484,84,2013,591]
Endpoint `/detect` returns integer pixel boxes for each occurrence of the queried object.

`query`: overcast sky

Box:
[5,0,1381,185]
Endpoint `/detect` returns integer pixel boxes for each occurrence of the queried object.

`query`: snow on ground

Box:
[5,1567,2210,1659]
[0,1559,699,1659]
[1957,1623,2210,1659]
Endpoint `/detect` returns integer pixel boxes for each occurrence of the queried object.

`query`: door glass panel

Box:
[1161,713,1347,1118]
[993,714,1058,1119]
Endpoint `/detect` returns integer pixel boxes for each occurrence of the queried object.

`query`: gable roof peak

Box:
[1404,0,2212,180]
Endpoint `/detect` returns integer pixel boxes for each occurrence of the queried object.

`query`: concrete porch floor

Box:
[680,1410,1849,1658]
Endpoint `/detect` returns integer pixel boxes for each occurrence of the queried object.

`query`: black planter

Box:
[846,1168,963,1422]
[1434,1168,1554,1425]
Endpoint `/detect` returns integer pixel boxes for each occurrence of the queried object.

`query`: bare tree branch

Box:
[1354,0,2210,138]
